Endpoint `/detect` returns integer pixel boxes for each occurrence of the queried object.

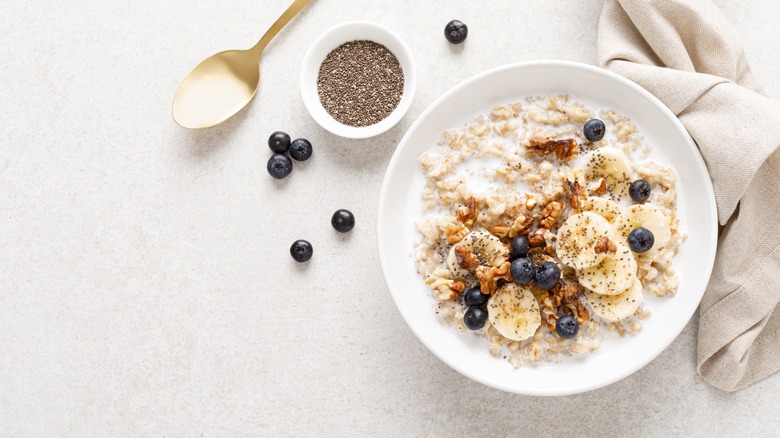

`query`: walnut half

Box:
[545,282,590,329]
[539,201,564,230]
[475,261,512,295]
[594,236,617,255]
[564,179,587,209]
[456,197,479,226]
[508,214,533,238]
[528,229,547,248]
[454,246,480,271]
[526,138,579,161]
[446,223,469,244]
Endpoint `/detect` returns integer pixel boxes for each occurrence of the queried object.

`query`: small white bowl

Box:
[300,21,417,139]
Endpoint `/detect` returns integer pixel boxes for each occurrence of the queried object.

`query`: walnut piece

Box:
[545,282,590,329]
[456,197,479,226]
[454,246,480,271]
[488,226,510,238]
[508,214,533,238]
[446,223,469,244]
[426,275,464,301]
[528,229,547,248]
[451,280,467,295]
[539,201,564,230]
[475,261,512,295]
[526,138,579,161]
[594,236,617,255]
[564,179,587,209]
[590,178,607,196]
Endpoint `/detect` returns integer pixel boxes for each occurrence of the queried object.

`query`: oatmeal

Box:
[415,95,683,367]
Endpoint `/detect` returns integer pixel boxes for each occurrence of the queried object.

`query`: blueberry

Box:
[533,261,561,290]
[510,258,534,285]
[583,118,606,142]
[629,180,651,202]
[464,306,487,330]
[463,286,489,307]
[444,20,468,44]
[290,239,313,263]
[556,314,579,339]
[331,209,355,233]
[289,138,313,161]
[267,154,292,179]
[268,131,291,153]
[627,227,654,253]
[509,235,530,260]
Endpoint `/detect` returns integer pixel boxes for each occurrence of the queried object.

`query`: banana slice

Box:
[577,243,637,295]
[447,230,508,278]
[584,147,633,197]
[576,196,622,225]
[616,204,672,258]
[585,279,643,321]
[487,283,541,341]
[556,212,614,269]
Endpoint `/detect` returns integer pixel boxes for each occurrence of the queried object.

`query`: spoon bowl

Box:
[172,0,311,130]
[172,50,260,129]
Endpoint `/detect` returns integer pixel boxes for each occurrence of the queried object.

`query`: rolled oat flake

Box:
[317,40,404,127]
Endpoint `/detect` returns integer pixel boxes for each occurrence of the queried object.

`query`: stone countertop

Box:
[1,0,779,435]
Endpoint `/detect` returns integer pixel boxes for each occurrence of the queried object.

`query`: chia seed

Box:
[317,40,404,127]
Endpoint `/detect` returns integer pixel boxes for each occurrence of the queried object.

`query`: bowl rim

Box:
[376,59,718,396]
[299,20,417,139]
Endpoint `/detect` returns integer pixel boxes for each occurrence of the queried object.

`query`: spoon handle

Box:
[250,0,312,56]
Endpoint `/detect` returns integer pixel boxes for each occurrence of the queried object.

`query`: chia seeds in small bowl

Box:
[300,21,417,139]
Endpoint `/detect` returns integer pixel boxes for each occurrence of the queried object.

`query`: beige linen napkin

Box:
[597,0,780,391]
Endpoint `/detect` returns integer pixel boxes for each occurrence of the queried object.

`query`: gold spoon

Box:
[173,0,311,129]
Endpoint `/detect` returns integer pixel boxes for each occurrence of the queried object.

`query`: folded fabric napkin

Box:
[598,0,780,391]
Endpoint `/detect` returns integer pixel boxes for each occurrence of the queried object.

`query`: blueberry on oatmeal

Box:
[629,179,652,202]
[556,315,579,339]
[463,286,489,307]
[509,235,530,260]
[583,118,606,142]
[533,261,560,290]
[627,227,655,253]
[510,258,534,285]
[464,306,487,330]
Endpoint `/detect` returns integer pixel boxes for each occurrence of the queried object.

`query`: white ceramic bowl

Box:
[377,61,718,396]
[300,21,417,139]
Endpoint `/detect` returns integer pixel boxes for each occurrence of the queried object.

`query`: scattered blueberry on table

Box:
[556,314,579,339]
[583,118,606,142]
[444,20,468,44]
[268,131,291,153]
[533,261,561,290]
[510,258,535,285]
[629,179,651,202]
[267,153,293,179]
[464,306,487,330]
[290,239,313,263]
[289,138,313,161]
[509,235,529,260]
[331,209,355,233]
[463,286,489,307]
[627,227,655,253]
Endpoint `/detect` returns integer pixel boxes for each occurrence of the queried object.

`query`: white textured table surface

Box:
[2,0,780,435]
